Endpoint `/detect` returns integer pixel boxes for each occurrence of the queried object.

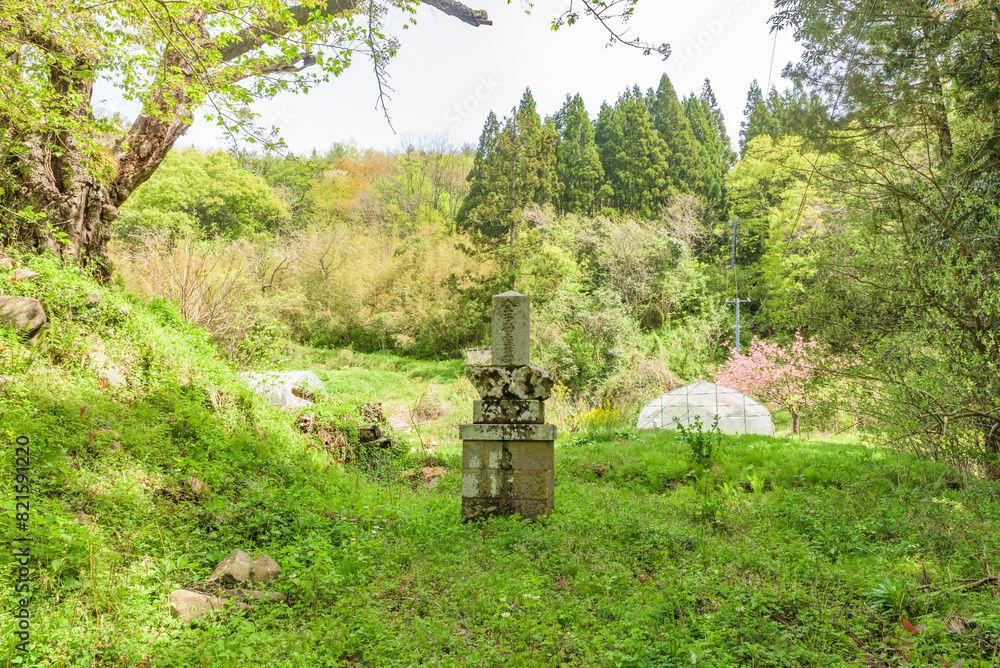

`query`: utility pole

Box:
[727,217,750,353]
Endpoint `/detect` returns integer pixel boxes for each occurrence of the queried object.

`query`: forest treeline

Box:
[114,75,774,402]
[113,39,1000,472]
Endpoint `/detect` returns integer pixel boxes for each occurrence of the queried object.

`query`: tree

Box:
[715,332,845,434]
[1,0,676,277]
[456,90,556,279]
[740,81,782,155]
[552,94,604,216]
[767,0,1000,467]
[646,74,706,195]
[595,86,671,215]
[0,0,494,276]
[116,149,290,239]
[726,134,834,331]
[683,79,736,218]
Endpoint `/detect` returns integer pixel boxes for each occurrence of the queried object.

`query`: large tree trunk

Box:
[2,0,490,279]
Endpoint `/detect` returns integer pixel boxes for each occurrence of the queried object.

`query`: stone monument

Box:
[460,292,556,520]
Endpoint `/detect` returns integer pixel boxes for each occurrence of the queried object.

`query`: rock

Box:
[89,351,110,367]
[296,413,314,432]
[249,554,282,585]
[207,549,252,585]
[10,268,39,282]
[358,424,381,442]
[185,476,212,495]
[72,510,94,525]
[102,364,127,388]
[0,296,49,346]
[118,305,130,318]
[168,589,224,622]
[84,293,101,308]
[465,365,511,400]
[509,365,554,401]
[0,257,14,270]
[377,437,393,450]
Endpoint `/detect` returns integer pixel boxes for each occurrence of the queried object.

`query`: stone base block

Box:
[459,423,556,441]
[462,497,553,521]
[461,439,554,521]
[462,440,554,471]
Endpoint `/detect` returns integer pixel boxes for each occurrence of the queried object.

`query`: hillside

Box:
[2,256,999,667]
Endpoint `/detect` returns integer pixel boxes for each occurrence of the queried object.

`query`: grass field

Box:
[1,264,998,667]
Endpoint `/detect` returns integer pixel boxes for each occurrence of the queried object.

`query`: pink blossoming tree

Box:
[715,332,846,434]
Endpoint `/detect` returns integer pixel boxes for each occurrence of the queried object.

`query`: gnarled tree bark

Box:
[2,0,489,279]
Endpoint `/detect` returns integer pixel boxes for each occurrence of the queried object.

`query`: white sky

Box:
[167,0,802,154]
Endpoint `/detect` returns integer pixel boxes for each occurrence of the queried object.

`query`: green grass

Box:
[2,259,1000,667]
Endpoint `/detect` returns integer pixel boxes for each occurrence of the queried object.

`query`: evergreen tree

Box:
[698,79,737,167]
[552,94,604,215]
[456,89,556,278]
[595,86,671,216]
[683,79,737,217]
[647,74,706,195]
[740,80,780,155]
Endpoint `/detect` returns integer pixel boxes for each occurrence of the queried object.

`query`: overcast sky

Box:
[169,0,802,154]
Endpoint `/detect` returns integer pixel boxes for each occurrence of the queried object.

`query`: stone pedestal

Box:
[461,292,556,520]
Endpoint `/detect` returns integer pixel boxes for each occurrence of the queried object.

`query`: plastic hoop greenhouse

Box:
[636,380,775,436]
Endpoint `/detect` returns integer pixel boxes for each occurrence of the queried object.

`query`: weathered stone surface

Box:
[73,511,94,525]
[0,296,48,346]
[186,476,212,495]
[118,305,131,318]
[207,549,252,585]
[462,441,553,471]
[461,497,552,520]
[11,268,39,282]
[168,589,224,621]
[358,424,381,442]
[473,399,543,425]
[509,365,554,401]
[250,554,282,585]
[88,352,126,387]
[84,293,101,308]
[465,365,511,400]
[491,291,530,366]
[459,423,556,441]
[461,470,508,498]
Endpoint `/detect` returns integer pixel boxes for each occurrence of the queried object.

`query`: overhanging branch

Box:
[217,0,489,65]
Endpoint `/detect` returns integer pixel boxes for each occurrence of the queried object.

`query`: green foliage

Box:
[552,93,605,216]
[116,149,290,239]
[594,88,672,216]
[739,80,781,155]
[683,79,737,220]
[646,74,707,196]
[673,414,722,462]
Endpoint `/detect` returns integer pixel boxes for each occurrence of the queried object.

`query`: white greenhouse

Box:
[636,380,775,436]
